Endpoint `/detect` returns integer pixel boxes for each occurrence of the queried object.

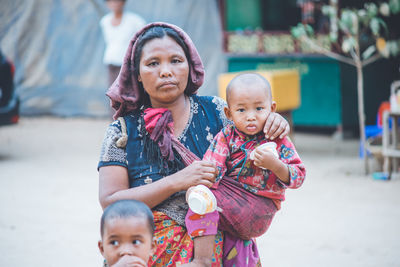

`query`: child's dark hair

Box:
[100,199,154,237]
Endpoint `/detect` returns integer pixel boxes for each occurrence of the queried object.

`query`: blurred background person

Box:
[100,0,146,87]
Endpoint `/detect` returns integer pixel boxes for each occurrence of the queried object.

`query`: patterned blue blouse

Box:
[98,95,229,225]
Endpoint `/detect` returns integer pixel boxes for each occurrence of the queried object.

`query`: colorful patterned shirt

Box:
[204,124,306,207]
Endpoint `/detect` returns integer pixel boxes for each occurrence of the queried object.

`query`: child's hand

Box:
[252,145,291,184]
[252,147,280,171]
[110,255,147,267]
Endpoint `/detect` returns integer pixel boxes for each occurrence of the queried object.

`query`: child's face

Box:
[225,82,276,136]
[98,216,155,266]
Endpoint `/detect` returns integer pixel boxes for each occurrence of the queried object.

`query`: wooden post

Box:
[355,59,368,174]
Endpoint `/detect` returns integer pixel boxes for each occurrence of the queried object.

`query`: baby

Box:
[186,72,306,267]
[98,199,155,267]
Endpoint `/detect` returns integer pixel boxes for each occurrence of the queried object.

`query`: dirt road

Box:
[1,117,399,267]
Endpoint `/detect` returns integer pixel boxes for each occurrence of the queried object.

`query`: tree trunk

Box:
[356,61,368,174]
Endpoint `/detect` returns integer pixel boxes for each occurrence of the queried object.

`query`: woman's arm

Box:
[99,161,217,210]
[99,165,177,210]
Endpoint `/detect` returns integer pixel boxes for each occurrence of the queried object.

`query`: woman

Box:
[98,22,290,266]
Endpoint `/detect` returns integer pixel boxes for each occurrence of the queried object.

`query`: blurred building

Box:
[219,0,400,137]
[1,0,399,136]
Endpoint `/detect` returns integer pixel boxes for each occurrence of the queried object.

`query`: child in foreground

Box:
[185,73,306,267]
[98,199,155,267]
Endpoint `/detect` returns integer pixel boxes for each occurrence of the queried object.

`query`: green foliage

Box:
[362,45,376,59]
[385,39,400,57]
[340,10,359,35]
[365,3,378,17]
[290,0,400,172]
[291,23,314,39]
[322,5,336,17]
[342,36,357,53]
[370,17,388,36]
[389,0,400,14]
[291,0,400,60]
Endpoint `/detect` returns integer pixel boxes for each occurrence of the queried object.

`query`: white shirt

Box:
[100,11,146,66]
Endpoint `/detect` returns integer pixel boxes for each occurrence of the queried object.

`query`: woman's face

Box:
[138,36,189,107]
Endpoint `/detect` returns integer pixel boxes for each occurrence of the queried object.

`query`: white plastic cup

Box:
[250,142,279,170]
[260,142,279,158]
[187,185,218,215]
[250,142,279,160]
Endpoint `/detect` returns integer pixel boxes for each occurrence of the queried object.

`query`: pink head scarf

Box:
[106,22,205,120]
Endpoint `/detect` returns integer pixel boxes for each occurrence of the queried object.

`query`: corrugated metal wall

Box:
[1,0,226,117]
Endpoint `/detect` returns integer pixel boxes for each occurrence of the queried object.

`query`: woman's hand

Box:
[263,112,290,140]
[172,160,217,191]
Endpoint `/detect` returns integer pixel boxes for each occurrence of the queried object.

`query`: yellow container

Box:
[218,69,301,112]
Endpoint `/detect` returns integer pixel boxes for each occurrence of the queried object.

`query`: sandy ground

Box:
[0,117,399,267]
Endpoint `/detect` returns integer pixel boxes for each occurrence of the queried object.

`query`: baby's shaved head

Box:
[226,73,272,105]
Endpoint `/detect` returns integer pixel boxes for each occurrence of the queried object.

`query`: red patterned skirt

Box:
[149,211,223,266]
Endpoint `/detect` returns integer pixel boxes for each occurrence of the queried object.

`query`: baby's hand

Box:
[111,255,147,267]
[252,147,280,171]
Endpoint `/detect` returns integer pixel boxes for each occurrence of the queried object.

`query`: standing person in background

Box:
[100,0,146,87]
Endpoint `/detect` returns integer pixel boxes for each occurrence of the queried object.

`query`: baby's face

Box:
[225,83,276,136]
[99,216,154,266]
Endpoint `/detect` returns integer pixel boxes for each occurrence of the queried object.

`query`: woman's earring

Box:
[138,76,142,82]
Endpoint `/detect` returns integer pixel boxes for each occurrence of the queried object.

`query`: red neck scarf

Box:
[144,108,199,165]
